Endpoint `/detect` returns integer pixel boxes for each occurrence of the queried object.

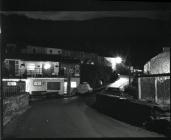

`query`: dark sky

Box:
[1,1,171,68]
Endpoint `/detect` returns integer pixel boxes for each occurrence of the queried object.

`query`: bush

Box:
[80,64,113,88]
[124,85,138,99]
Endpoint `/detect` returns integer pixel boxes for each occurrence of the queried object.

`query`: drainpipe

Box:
[154,78,158,103]
[67,73,71,96]
[138,77,141,100]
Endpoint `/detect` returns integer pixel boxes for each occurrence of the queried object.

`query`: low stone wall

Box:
[95,93,156,125]
[3,93,30,126]
[95,93,170,127]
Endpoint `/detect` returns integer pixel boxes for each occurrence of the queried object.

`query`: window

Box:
[50,50,52,54]
[47,82,60,90]
[27,63,36,70]
[20,64,25,68]
[71,82,77,88]
[7,82,17,86]
[33,81,42,86]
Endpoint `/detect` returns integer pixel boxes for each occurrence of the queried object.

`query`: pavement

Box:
[3,95,165,138]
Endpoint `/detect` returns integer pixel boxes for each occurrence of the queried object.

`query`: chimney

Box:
[163,47,170,52]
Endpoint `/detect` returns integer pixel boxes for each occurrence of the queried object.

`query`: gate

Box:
[137,74,170,105]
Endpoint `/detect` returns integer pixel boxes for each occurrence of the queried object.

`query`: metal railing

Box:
[2,81,26,98]
[3,68,80,78]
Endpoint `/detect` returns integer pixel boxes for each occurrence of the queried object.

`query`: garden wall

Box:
[3,93,30,126]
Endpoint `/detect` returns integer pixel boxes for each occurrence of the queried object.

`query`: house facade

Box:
[3,43,111,96]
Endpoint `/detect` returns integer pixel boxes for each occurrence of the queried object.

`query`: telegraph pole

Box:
[67,67,73,96]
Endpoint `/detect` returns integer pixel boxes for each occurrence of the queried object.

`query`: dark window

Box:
[50,50,52,54]
[47,82,60,90]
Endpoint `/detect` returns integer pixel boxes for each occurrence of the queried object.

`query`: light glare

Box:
[115,57,122,64]
[44,63,51,70]
[71,82,77,88]
[105,56,122,70]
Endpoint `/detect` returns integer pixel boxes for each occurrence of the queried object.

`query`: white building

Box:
[144,47,170,74]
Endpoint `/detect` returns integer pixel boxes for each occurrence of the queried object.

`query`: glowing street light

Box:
[115,57,122,64]
[105,56,123,71]
[44,63,51,70]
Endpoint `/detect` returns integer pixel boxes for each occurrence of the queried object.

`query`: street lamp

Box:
[105,56,123,71]
[115,57,122,64]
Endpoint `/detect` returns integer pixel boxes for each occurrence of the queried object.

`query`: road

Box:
[3,95,164,138]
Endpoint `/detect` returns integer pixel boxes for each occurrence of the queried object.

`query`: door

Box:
[9,60,15,76]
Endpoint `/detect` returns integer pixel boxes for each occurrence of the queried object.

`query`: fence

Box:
[137,74,170,105]
[2,81,26,98]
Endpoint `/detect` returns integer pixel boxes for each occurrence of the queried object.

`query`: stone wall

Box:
[3,93,30,126]
[144,50,170,74]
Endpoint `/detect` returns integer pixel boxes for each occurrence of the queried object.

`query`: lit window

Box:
[91,62,94,65]
[7,82,17,86]
[71,82,77,88]
[64,82,67,94]
[64,81,77,93]
[33,81,42,86]
[27,63,36,70]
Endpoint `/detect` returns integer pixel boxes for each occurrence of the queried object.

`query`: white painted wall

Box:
[26,78,64,95]
[64,77,80,94]
[144,50,170,74]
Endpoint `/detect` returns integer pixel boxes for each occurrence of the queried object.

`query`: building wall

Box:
[63,77,80,94]
[22,46,45,54]
[45,48,62,55]
[60,63,80,77]
[25,78,64,95]
[20,45,107,66]
[24,61,59,76]
[4,59,60,77]
[144,48,170,74]
[61,49,107,65]
[142,48,170,105]
[3,93,29,126]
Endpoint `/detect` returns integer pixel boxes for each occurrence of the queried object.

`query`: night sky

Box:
[1,1,171,68]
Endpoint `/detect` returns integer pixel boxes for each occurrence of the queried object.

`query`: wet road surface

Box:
[3,96,165,138]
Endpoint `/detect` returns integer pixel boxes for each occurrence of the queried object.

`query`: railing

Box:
[136,73,170,105]
[3,69,80,79]
[2,81,26,98]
